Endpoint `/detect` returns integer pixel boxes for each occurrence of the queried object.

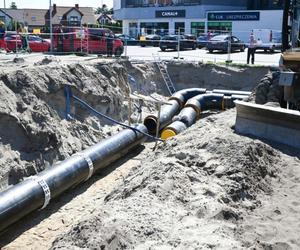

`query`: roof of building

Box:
[49,6,97,25]
[1,8,48,26]
[96,13,113,21]
[0,8,13,19]
[0,5,97,26]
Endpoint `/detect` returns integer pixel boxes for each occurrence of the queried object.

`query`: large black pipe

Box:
[144,88,206,134]
[161,93,248,139]
[0,124,147,233]
[212,89,251,96]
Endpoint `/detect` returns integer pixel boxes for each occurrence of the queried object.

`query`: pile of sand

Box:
[0,60,130,189]
[51,109,300,249]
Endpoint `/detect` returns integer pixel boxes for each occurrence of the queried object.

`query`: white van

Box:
[252,29,282,52]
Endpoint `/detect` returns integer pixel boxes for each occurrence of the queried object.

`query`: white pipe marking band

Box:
[75,153,94,181]
[29,177,51,210]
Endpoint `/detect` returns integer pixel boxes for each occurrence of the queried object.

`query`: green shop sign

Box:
[208,12,260,21]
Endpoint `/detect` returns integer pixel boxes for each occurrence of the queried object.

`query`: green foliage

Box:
[10,1,17,9]
[95,4,113,14]
[7,20,22,31]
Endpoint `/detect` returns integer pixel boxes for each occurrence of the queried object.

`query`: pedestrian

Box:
[247,32,256,64]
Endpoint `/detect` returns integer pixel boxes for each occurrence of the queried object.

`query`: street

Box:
[124,45,281,66]
[0,45,281,66]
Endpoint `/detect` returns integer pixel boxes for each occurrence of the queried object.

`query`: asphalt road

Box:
[0,46,281,66]
[124,45,281,66]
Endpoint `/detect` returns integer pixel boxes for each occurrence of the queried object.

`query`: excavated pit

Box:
[0,60,269,190]
[2,57,297,250]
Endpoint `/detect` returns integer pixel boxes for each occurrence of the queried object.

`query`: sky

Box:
[1,0,113,9]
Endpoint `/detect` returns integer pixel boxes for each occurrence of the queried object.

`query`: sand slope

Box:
[51,109,300,249]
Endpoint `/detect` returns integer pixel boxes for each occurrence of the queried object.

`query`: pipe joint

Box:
[168,96,184,108]
[74,153,94,181]
[29,176,51,210]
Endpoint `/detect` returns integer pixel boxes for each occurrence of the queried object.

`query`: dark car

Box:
[206,35,245,53]
[197,33,218,49]
[115,34,138,45]
[140,34,161,47]
[159,35,197,51]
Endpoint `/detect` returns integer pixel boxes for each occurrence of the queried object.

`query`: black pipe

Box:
[169,88,207,107]
[162,93,248,139]
[212,89,251,96]
[161,121,187,139]
[173,107,198,127]
[0,124,147,233]
[144,88,206,134]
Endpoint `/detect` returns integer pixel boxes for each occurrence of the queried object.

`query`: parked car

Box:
[27,35,51,52]
[0,28,5,49]
[140,34,161,47]
[159,35,197,51]
[53,28,124,56]
[206,35,245,53]
[4,32,51,52]
[197,33,218,49]
[184,34,197,41]
[114,34,138,45]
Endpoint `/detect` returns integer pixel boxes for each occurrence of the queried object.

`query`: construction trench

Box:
[0,57,300,249]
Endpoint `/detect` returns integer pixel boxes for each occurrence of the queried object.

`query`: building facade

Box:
[114,0,284,41]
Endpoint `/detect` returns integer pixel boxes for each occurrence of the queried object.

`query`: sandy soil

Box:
[0,57,132,190]
[49,109,300,250]
[1,56,296,249]
[0,144,153,249]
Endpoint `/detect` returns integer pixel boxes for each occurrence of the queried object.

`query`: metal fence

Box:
[0,25,282,66]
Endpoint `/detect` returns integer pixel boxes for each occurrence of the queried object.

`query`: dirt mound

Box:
[0,61,129,189]
[125,62,270,95]
[250,71,284,106]
[167,62,269,91]
[52,109,292,249]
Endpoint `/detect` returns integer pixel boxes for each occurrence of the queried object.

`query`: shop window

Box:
[208,22,232,34]
[125,0,200,7]
[175,22,185,34]
[140,22,169,35]
[247,0,283,10]
[129,23,138,38]
[191,22,205,36]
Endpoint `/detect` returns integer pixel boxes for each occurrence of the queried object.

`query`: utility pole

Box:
[49,0,53,52]
[4,0,6,8]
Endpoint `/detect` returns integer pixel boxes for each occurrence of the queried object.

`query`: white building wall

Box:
[113,0,121,10]
[122,10,283,40]
[231,10,283,42]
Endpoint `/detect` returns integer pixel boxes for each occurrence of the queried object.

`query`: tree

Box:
[10,2,17,9]
[107,8,113,15]
[95,4,110,14]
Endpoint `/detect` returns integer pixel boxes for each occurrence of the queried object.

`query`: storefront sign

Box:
[155,10,185,18]
[208,12,260,21]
